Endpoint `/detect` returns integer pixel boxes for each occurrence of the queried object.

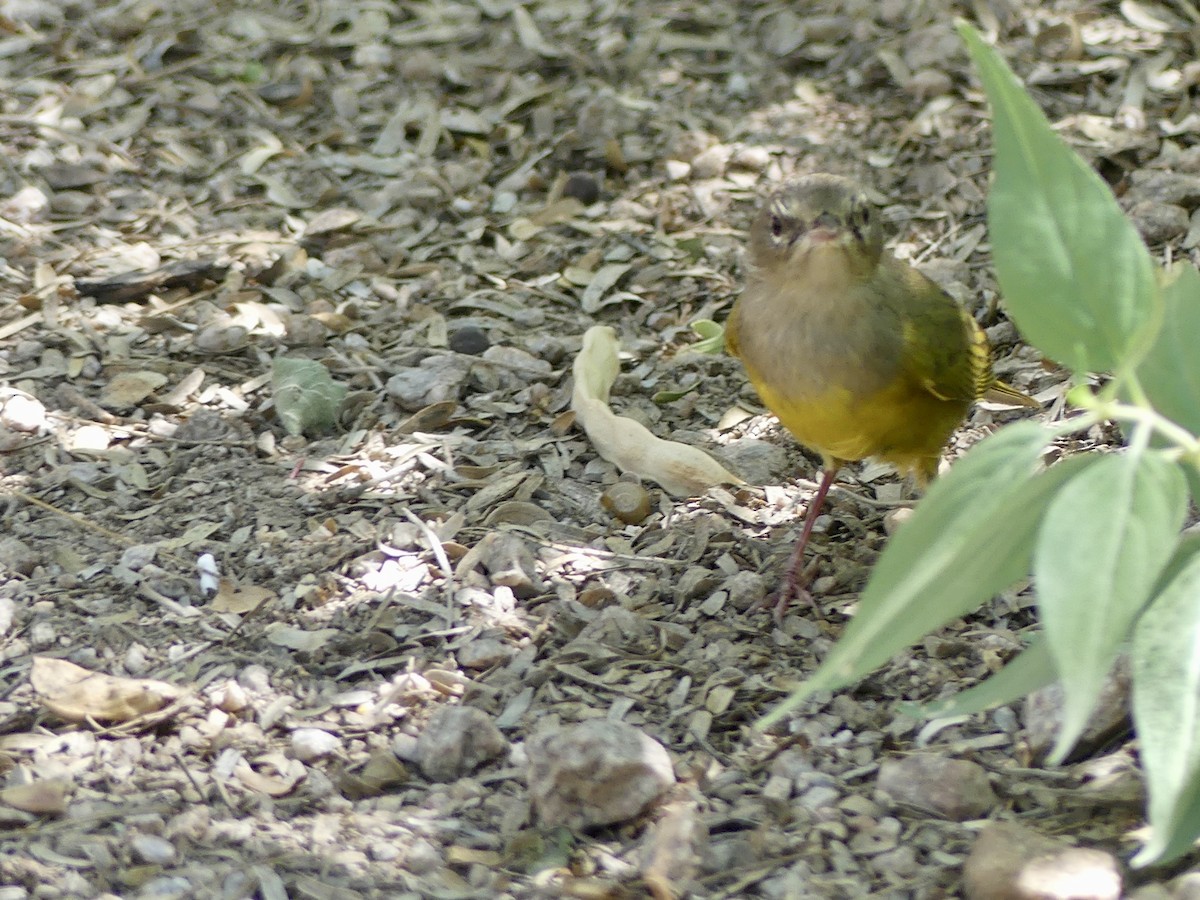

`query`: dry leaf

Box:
[0,779,70,815]
[30,657,182,724]
[264,625,339,651]
[98,371,168,410]
[571,326,743,496]
[338,749,408,799]
[580,263,633,313]
[234,755,305,797]
[305,207,361,235]
[211,579,275,614]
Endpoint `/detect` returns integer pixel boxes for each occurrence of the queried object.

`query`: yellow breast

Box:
[744,362,971,480]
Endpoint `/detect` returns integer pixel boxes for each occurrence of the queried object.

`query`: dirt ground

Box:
[0,0,1196,897]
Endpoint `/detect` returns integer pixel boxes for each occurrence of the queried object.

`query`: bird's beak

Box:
[801,211,847,246]
[805,227,841,245]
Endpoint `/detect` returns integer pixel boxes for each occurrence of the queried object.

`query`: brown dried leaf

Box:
[211,579,275,614]
[264,625,339,652]
[0,779,70,815]
[30,657,182,724]
[98,371,168,410]
[305,207,361,235]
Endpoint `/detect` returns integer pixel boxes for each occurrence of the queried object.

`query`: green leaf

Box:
[272,356,347,436]
[1035,451,1187,764]
[675,236,705,261]
[910,634,1056,719]
[1132,543,1200,865]
[652,382,700,404]
[686,318,726,355]
[760,422,1085,726]
[1137,264,1200,436]
[958,22,1158,374]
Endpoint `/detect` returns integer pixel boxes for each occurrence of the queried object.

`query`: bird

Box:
[725,173,1037,621]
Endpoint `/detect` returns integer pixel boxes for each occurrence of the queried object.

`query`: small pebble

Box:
[131,833,177,866]
[0,392,47,432]
[723,571,766,612]
[731,146,770,170]
[457,637,516,670]
[798,784,841,811]
[848,816,901,855]
[691,144,732,179]
[0,537,39,576]
[562,172,602,204]
[136,876,193,897]
[214,681,248,713]
[238,664,271,693]
[601,482,653,524]
[405,837,442,874]
[448,325,490,355]
[291,728,341,762]
[370,843,400,862]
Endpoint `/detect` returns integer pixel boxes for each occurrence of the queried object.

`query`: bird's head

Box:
[749,174,884,278]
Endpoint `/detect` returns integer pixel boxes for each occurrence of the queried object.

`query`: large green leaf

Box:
[1137,264,1200,437]
[760,422,1087,726]
[1035,451,1187,763]
[1132,543,1200,865]
[958,23,1158,374]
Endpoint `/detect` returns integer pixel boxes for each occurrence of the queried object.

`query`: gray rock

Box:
[0,537,39,576]
[877,755,996,821]
[1130,170,1200,205]
[715,437,789,486]
[1127,200,1189,244]
[457,637,516,671]
[722,570,767,612]
[526,720,675,829]
[415,706,508,782]
[386,356,470,411]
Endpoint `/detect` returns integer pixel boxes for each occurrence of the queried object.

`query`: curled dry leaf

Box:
[30,656,182,724]
[235,754,306,797]
[571,326,743,497]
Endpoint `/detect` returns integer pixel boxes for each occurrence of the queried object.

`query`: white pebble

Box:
[291,728,340,761]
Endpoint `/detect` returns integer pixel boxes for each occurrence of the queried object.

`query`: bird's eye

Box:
[769,215,784,239]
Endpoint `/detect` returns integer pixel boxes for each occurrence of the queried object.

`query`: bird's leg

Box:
[755,466,838,623]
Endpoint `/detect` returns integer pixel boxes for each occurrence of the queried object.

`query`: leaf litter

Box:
[0,0,1196,896]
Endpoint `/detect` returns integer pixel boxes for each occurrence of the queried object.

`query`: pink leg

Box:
[762,467,838,623]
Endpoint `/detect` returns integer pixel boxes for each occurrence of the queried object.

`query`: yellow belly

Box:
[747,367,969,478]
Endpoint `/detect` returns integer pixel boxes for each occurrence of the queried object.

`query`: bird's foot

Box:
[749,561,818,626]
